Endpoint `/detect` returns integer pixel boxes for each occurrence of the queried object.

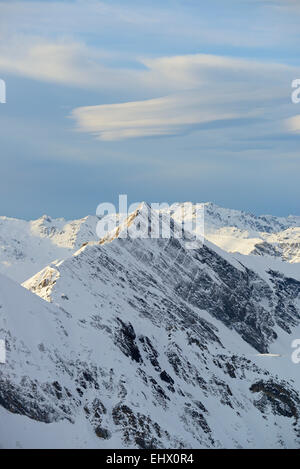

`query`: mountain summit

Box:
[1,203,300,448]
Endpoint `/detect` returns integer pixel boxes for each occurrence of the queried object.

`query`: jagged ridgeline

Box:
[1,202,300,448]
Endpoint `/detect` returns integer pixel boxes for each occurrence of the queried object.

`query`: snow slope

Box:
[0,215,98,282]
[170,202,300,263]
[2,258,300,448]
[0,202,299,284]
[1,203,300,448]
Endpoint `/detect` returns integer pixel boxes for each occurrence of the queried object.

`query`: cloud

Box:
[1,30,297,142]
[71,92,250,141]
[0,37,139,90]
[2,26,299,144]
[1,2,300,144]
[285,115,300,133]
[1,35,295,96]
[69,53,300,141]
[1,0,300,56]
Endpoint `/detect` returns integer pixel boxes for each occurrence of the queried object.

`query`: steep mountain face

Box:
[0,215,98,282]
[25,204,300,354]
[1,203,300,448]
[251,228,300,263]
[1,202,299,285]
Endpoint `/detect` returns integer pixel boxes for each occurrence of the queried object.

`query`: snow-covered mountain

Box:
[171,202,300,263]
[1,202,299,286]
[0,214,98,282]
[1,203,300,448]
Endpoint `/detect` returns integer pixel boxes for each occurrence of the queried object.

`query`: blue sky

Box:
[0,0,300,219]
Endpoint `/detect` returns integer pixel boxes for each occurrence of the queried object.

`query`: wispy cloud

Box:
[285,115,300,133]
[1,36,295,93]
[69,53,299,140]
[1,1,300,217]
[71,92,248,141]
[0,37,138,90]
[1,29,298,143]
[1,0,300,52]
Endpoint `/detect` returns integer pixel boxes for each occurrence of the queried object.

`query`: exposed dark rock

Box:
[115,318,142,363]
[250,380,300,420]
[95,426,111,439]
[160,370,174,385]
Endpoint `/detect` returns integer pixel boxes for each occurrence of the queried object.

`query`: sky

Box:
[0,0,300,220]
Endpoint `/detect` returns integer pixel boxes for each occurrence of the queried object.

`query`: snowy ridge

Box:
[1,203,300,448]
[0,202,300,284]
[0,214,98,282]
[176,202,300,233]
[170,202,300,263]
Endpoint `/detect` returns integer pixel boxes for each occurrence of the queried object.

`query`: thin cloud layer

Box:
[0,31,299,143]
[0,38,139,90]
[1,0,300,50]
[0,0,300,218]
[0,35,297,93]
[286,115,300,133]
[69,53,300,141]
[71,93,245,141]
